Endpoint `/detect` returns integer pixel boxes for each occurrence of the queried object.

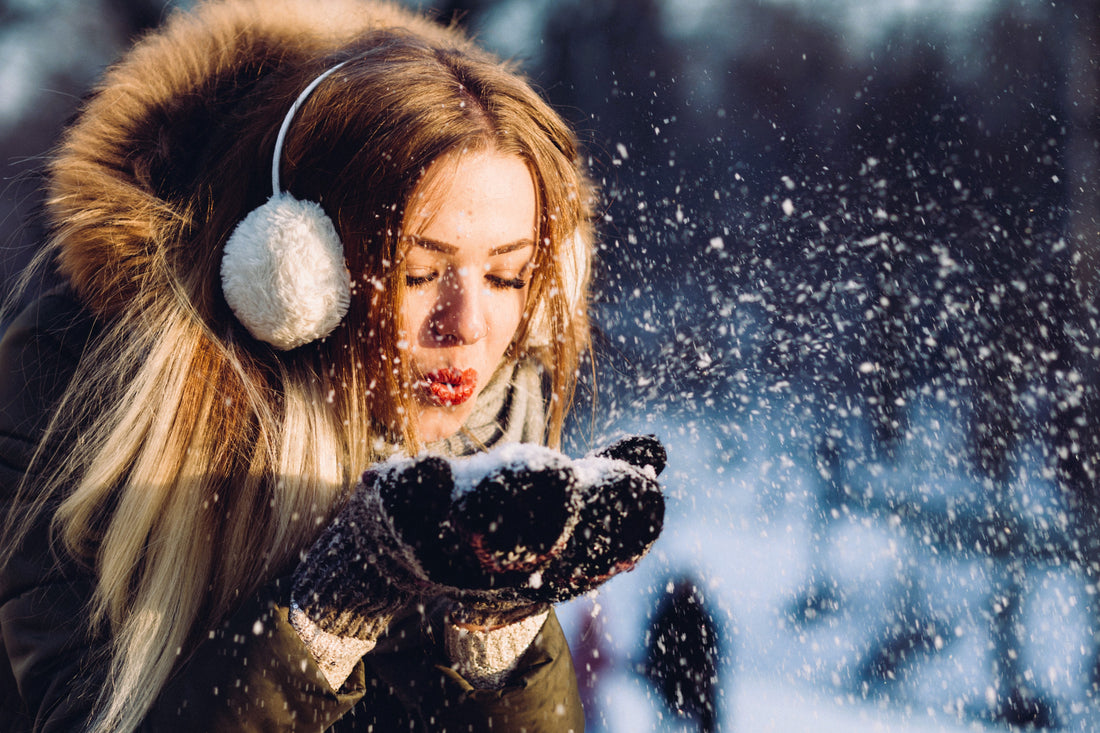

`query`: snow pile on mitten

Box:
[291,435,666,639]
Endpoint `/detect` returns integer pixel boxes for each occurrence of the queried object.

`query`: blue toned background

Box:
[2,1,1097,729]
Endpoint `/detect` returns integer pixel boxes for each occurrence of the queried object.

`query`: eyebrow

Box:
[407,236,536,256]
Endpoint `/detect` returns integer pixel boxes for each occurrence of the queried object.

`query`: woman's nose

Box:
[430,267,488,344]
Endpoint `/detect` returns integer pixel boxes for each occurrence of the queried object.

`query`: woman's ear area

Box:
[221,192,351,351]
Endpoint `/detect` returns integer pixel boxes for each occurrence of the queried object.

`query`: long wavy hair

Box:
[0,2,594,731]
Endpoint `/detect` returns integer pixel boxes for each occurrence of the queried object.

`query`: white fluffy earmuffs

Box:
[221,63,351,350]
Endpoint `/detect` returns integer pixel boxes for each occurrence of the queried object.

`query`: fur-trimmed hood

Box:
[44,0,478,319]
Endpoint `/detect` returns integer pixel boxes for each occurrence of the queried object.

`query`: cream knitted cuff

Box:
[444,609,550,688]
[289,603,377,690]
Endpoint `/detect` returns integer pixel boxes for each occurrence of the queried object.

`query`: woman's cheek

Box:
[500,289,527,341]
[399,291,431,343]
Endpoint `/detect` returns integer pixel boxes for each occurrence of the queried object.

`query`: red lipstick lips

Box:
[420,367,478,406]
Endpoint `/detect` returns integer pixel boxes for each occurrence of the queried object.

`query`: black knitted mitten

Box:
[291,436,666,639]
[538,435,667,601]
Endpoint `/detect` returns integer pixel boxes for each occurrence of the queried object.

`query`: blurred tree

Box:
[1040,0,1100,694]
[540,0,680,156]
[1065,0,1100,304]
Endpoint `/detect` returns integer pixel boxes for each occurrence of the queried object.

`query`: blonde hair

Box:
[0,1,595,731]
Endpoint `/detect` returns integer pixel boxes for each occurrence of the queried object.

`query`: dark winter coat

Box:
[0,290,585,731]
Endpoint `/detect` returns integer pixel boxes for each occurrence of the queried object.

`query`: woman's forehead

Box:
[402,149,537,249]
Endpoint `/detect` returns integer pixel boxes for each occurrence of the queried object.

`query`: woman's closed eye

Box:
[405,265,532,290]
[485,273,529,290]
[486,260,534,290]
[406,271,438,287]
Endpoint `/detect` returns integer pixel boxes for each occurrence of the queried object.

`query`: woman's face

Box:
[399,148,537,442]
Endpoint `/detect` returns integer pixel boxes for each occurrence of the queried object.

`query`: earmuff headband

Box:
[271,62,348,195]
[220,62,353,351]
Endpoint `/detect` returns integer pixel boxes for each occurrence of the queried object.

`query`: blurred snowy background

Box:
[2,0,1099,730]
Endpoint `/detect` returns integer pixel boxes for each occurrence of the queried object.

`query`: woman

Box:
[0,0,666,730]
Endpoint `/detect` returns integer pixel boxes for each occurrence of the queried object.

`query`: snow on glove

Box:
[394,436,665,621]
[535,434,667,601]
[292,437,666,637]
[592,433,668,475]
[290,445,574,645]
[382,444,583,625]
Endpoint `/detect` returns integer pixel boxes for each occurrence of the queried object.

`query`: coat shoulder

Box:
[0,289,96,457]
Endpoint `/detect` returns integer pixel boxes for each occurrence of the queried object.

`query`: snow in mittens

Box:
[445,442,573,500]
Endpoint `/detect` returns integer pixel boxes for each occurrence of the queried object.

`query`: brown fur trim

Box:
[44,0,477,318]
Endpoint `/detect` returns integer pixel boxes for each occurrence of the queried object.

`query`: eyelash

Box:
[486,274,529,290]
[404,272,529,290]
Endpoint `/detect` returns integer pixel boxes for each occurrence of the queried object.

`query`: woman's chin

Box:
[415,403,474,443]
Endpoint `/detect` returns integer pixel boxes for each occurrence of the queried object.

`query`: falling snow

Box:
[1,0,1097,731]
